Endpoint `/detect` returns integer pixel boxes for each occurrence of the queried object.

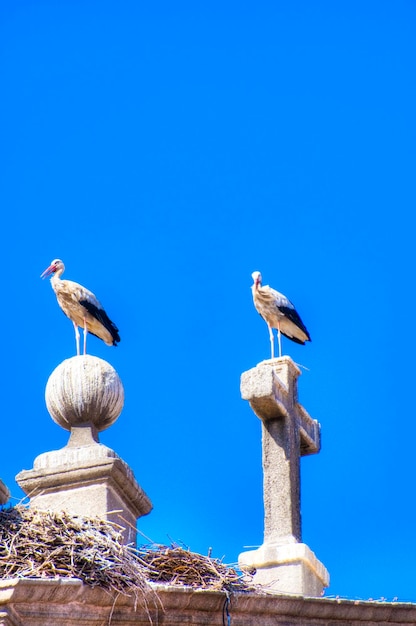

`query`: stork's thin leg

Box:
[277,322,282,358]
[73,322,80,356]
[268,324,274,359]
[83,317,88,355]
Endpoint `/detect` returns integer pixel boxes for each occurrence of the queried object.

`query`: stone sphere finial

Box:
[45,355,124,432]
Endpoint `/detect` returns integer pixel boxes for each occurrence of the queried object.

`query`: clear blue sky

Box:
[1,0,416,602]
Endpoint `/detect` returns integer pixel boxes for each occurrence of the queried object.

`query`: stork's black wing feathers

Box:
[79,299,120,345]
[277,305,311,342]
[279,330,306,344]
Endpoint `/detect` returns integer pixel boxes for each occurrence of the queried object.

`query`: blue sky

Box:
[1,0,416,601]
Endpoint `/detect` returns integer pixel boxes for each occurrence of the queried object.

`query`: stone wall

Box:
[1,579,416,626]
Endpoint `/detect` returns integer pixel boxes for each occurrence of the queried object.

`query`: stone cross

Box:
[238,356,329,596]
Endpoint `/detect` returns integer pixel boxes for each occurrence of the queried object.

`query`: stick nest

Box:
[0,506,254,595]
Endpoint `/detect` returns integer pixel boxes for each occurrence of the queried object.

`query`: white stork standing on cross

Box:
[251,271,311,359]
[41,259,120,355]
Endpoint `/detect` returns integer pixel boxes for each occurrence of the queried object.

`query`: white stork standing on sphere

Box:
[41,259,120,355]
[251,271,311,359]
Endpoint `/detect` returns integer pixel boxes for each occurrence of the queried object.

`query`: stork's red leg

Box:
[73,321,80,356]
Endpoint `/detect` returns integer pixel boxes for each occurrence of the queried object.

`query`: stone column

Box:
[238,356,329,596]
[16,355,152,545]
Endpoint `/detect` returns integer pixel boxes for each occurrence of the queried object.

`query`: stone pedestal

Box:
[239,542,328,597]
[16,356,152,545]
[16,433,151,545]
[238,357,329,596]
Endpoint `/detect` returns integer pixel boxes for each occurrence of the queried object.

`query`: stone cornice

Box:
[1,579,416,626]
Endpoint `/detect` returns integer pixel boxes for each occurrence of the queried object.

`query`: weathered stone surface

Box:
[240,542,329,596]
[16,356,151,545]
[45,355,124,431]
[240,357,320,455]
[0,480,9,505]
[16,441,152,545]
[1,579,416,626]
[239,356,328,596]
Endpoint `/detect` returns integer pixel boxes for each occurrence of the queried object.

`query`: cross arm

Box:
[240,358,321,456]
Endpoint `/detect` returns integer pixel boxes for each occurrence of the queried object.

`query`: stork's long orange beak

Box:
[40,264,55,279]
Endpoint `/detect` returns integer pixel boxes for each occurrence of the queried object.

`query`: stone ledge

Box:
[1,579,416,626]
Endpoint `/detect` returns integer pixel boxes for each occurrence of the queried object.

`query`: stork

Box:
[41,259,120,355]
[251,271,311,359]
